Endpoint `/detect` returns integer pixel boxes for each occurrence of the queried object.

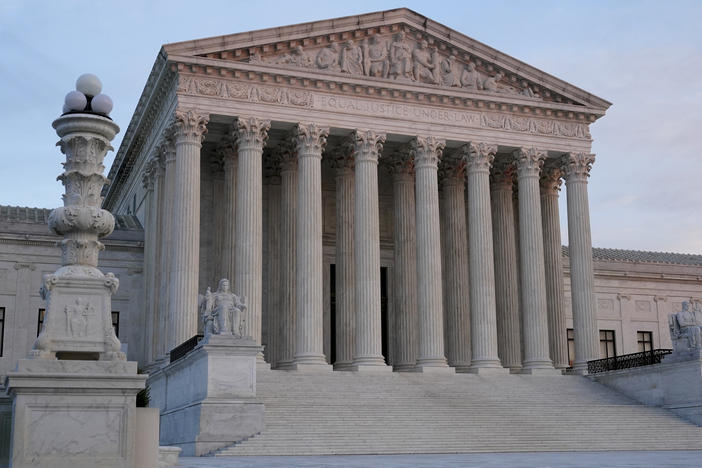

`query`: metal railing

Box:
[587,349,672,374]
[169,334,204,363]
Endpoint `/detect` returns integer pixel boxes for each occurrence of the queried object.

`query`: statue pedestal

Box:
[147,335,263,456]
[5,359,145,468]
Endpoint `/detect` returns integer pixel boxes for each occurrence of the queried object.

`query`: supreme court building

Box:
[104,8,611,375]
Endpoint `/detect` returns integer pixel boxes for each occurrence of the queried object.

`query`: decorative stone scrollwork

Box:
[293,123,330,156]
[410,136,445,169]
[276,139,298,172]
[463,142,497,172]
[438,152,466,187]
[350,129,386,163]
[513,147,547,177]
[328,144,355,175]
[234,116,271,149]
[384,148,414,177]
[490,159,516,188]
[561,152,595,181]
[174,109,209,144]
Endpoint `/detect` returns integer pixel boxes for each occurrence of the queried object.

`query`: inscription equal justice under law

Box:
[314,94,482,127]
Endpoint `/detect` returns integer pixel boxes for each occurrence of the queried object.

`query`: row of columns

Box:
[141,108,600,374]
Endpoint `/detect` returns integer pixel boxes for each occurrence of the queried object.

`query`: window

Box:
[599,330,616,358]
[637,331,653,352]
[37,308,45,337]
[112,311,120,339]
[567,328,575,367]
[0,308,5,356]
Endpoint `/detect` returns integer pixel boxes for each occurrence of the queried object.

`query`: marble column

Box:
[562,152,599,373]
[412,136,450,372]
[490,162,522,371]
[464,142,504,372]
[293,123,331,368]
[389,151,418,371]
[276,143,298,369]
[168,110,209,349]
[351,130,389,370]
[265,156,282,366]
[332,148,355,370]
[158,130,176,357]
[220,137,238,283]
[439,154,471,372]
[540,167,569,369]
[142,155,162,363]
[210,151,226,284]
[514,147,555,373]
[233,116,270,353]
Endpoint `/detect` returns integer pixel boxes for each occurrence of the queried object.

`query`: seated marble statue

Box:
[669,300,702,353]
[199,279,247,338]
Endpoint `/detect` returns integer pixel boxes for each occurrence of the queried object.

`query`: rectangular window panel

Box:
[599,329,616,358]
[637,331,653,352]
[37,308,45,337]
[112,311,120,339]
[567,328,575,367]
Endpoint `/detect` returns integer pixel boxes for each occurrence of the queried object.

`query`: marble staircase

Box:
[216,369,702,456]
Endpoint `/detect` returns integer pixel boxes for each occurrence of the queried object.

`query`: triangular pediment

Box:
[163,8,610,112]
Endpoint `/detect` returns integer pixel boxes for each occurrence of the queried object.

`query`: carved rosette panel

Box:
[463,142,497,173]
[350,129,386,163]
[540,167,563,194]
[51,117,119,267]
[410,136,445,170]
[174,109,209,144]
[234,116,271,150]
[514,147,546,178]
[561,152,595,181]
[294,123,330,157]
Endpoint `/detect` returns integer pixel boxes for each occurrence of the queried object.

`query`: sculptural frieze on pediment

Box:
[245,30,542,100]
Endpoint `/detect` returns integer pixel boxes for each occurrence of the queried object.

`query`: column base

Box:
[293,353,329,367]
[349,363,393,372]
[333,361,355,371]
[467,365,509,375]
[289,362,334,372]
[413,364,455,374]
[508,366,524,374]
[519,367,562,376]
[393,363,418,372]
[453,365,474,373]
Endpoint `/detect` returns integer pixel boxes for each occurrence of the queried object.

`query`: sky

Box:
[1,0,701,253]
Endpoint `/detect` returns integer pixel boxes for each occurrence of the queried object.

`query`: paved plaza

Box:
[179,451,702,468]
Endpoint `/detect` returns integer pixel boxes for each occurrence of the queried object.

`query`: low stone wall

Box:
[592,356,702,425]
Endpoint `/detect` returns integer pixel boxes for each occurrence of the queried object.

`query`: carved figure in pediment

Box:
[412,40,437,84]
[340,40,364,75]
[440,54,459,87]
[483,71,504,93]
[388,31,413,80]
[249,52,262,64]
[316,42,340,71]
[365,35,389,78]
[460,62,483,90]
[276,45,311,68]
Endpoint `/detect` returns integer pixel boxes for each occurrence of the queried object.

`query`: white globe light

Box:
[75,73,102,97]
[64,91,87,111]
[91,93,113,115]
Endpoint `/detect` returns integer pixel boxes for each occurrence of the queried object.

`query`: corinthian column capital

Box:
[561,152,595,181]
[513,147,546,176]
[462,142,497,172]
[328,144,355,176]
[385,148,414,179]
[174,109,209,144]
[217,136,237,168]
[410,136,446,169]
[489,160,515,189]
[234,116,271,149]
[294,123,329,156]
[350,129,386,163]
[438,152,465,186]
[540,167,563,194]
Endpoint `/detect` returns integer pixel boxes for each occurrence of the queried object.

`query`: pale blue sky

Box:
[1,0,701,252]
